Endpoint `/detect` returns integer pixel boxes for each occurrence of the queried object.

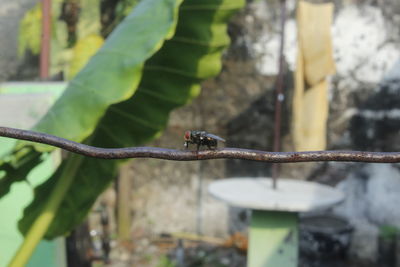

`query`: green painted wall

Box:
[0,82,66,267]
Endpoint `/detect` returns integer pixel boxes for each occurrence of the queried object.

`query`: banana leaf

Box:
[3,0,245,239]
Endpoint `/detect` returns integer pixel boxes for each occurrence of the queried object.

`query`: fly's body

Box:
[184,130,225,150]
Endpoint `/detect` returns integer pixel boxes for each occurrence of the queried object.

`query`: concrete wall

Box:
[125,1,400,264]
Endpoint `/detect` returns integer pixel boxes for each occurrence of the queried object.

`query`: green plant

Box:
[156,255,176,267]
[380,225,399,241]
[3,0,244,265]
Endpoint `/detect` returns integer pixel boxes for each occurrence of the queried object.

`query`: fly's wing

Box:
[205,133,225,142]
[192,131,204,139]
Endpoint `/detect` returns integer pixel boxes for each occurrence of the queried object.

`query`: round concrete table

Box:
[209,178,344,267]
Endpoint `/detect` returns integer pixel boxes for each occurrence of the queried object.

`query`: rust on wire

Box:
[0,126,399,163]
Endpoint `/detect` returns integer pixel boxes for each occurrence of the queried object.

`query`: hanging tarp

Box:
[292,0,336,151]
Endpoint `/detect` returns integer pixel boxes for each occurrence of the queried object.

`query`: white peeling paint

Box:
[384,59,400,81]
[253,19,297,76]
[334,164,400,229]
[333,5,400,84]
[252,3,400,86]
[358,109,400,119]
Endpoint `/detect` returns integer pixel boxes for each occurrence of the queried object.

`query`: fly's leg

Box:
[207,140,217,150]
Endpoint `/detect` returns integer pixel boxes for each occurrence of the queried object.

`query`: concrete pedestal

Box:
[209,178,344,267]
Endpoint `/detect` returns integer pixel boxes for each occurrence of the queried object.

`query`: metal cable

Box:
[0,126,399,163]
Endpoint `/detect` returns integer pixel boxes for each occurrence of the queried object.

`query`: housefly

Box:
[184,130,225,150]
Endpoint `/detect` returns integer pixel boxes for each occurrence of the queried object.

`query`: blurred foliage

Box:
[116,0,139,17]
[18,0,111,78]
[101,0,139,36]
[18,0,71,76]
[380,225,399,241]
[156,255,176,267]
[18,3,42,57]
[77,0,102,40]
[1,0,246,239]
[67,34,104,79]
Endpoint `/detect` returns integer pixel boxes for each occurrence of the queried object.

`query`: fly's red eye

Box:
[184,131,191,140]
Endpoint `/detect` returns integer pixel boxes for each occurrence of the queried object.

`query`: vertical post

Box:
[117,163,132,241]
[271,0,287,189]
[248,210,298,267]
[196,94,206,235]
[196,162,204,235]
[40,0,51,79]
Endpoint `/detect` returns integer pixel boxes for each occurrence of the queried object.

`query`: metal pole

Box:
[40,0,51,79]
[248,210,298,267]
[196,96,206,235]
[272,0,287,189]
[117,163,132,241]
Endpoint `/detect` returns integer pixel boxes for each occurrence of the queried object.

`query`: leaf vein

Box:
[108,106,160,130]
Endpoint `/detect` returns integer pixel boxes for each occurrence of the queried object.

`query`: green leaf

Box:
[33,0,184,148]
[18,156,118,238]
[16,0,244,239]
[1,0,181,199]
[18,2,42,57]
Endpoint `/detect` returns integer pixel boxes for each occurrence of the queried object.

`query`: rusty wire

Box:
[0,126,399,163]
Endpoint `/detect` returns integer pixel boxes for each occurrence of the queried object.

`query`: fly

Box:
[184,130,225,150]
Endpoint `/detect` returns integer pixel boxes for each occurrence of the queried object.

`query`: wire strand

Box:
[0,126,399,163]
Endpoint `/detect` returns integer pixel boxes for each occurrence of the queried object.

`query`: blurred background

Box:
[0,0,399,266]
